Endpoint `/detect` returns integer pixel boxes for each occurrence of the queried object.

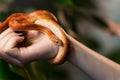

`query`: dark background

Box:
[0,0,120,80]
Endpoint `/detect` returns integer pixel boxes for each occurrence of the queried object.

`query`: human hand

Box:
[0,28,59,67]
[0,10,68,67]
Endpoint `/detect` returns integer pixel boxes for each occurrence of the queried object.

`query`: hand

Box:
[0,28,59,67]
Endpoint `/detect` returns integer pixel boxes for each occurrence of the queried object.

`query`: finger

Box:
[0,32,17,49]
[0,33,16,49]
[0,32,24,51]
[0,28,13,40]
[4,36,24,51]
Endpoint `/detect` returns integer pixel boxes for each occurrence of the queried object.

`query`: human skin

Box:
[67,34,120,80]
[0,28,59,67]
[0,21,120,80]
[0,10,68,64]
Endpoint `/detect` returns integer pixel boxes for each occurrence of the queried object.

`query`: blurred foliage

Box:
[108,49,120,64]
[0,60,25,80]
[0,13,9,20]
[0,0,119,80]
[55,0,74,7]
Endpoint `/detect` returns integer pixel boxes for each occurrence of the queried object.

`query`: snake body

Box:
[0,10,68,64]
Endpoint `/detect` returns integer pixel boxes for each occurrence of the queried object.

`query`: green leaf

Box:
[55,0,74,7]
[0,60,25,80]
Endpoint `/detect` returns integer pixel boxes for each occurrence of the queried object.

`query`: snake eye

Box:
[55,40,63,46]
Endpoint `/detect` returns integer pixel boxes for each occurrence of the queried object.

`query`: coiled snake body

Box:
[0,10,68,64]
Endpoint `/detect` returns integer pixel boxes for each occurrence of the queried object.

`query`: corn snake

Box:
[0,10,68,64]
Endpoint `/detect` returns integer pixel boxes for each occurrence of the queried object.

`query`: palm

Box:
[0,29,58,67]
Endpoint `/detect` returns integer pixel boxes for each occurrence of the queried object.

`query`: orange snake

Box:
[0,10,68,64]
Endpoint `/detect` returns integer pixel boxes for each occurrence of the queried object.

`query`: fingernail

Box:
[15,31,26,36]
[17,33,24,36]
